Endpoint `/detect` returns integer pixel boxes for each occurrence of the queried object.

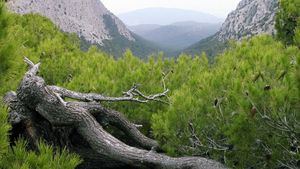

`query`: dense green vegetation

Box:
[0,2,81,168]
[153,37,300,168]
[0,0,299,169]
[183,35,229,59]
[276,0,300,47]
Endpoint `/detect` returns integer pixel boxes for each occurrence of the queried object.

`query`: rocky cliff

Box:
[217,0,278,41]
[6,0,159,57]
[184,0,279,57]
[7,0,134,45]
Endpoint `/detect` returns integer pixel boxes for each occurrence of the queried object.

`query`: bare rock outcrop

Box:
[217,0,278,41]
[7,0,134,45]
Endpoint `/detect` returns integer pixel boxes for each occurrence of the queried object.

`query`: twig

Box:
[24,57,40,76]
[48,84,170,104]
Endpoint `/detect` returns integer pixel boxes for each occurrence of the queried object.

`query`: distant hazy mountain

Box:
[7,0,161,58]
[129,24,161,36]
[118,8,224,26]
[130,21,221,50]
[184,0,279,57]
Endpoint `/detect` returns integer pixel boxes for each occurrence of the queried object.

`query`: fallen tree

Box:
[3,57,226,169]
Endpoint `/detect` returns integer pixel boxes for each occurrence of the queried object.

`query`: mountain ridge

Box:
[6,0,160,57]
[184,0,279,57]
[130,21,221,50]
[118,7,223,26]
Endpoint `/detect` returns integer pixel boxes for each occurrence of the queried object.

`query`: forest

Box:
[0,0,299,169]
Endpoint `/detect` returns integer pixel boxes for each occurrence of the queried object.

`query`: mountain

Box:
[6,0,161,57]
[217,0,278,41]
[184,0,279,57]
[118,8,224,26]
[129,24,161,35]
[130,21,221,50]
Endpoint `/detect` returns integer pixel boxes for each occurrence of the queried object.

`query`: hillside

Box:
[130,21,221,50]
[0,0,300,169]
[184,0,279,57]
[6,0,161,57]
[217,0,278,41]
[118,8,223,25]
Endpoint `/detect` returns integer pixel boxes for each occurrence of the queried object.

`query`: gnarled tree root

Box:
[3,58,226,169]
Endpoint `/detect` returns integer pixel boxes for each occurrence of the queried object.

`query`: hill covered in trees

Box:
[0,0,300,169]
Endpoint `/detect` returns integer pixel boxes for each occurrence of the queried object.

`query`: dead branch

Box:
[48,85,169,104]
[188,122,228,151]
[4,57,226,169]
[68,101,159,150]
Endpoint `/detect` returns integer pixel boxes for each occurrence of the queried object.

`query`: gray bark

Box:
[4,58,226,169]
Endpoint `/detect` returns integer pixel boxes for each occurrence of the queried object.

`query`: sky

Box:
[101,0,241,18]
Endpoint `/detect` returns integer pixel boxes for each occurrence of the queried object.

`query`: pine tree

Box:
[276,0,300,46]
[0,0,11,74]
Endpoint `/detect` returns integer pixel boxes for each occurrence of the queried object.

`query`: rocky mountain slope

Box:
[217,0,278,41]
[184,0,279,57]
[6,0,160,57]
[130,21,221,50]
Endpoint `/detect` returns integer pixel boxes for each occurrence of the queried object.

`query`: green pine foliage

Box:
[152,36,300,168]
[276,0,300,46]
[1,141,81,169]
[295,19,300,47]
[0,12,83,94]
[0,0,12,75]
[0,104,10,162]
[183,35,229,59]
[296,54,300,96]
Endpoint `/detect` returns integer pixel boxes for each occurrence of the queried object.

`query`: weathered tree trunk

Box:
[4,58,226,169]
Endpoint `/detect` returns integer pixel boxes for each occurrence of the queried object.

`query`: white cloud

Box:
[101,0,241,18]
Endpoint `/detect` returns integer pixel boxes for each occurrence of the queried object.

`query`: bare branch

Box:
[188,122,228,151]
[133,124,143,128]
[24,57,40,76]
[24,57,35,68]
[48,85,169,104]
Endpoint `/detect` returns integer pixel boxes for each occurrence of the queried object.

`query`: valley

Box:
[0,0,299,169]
